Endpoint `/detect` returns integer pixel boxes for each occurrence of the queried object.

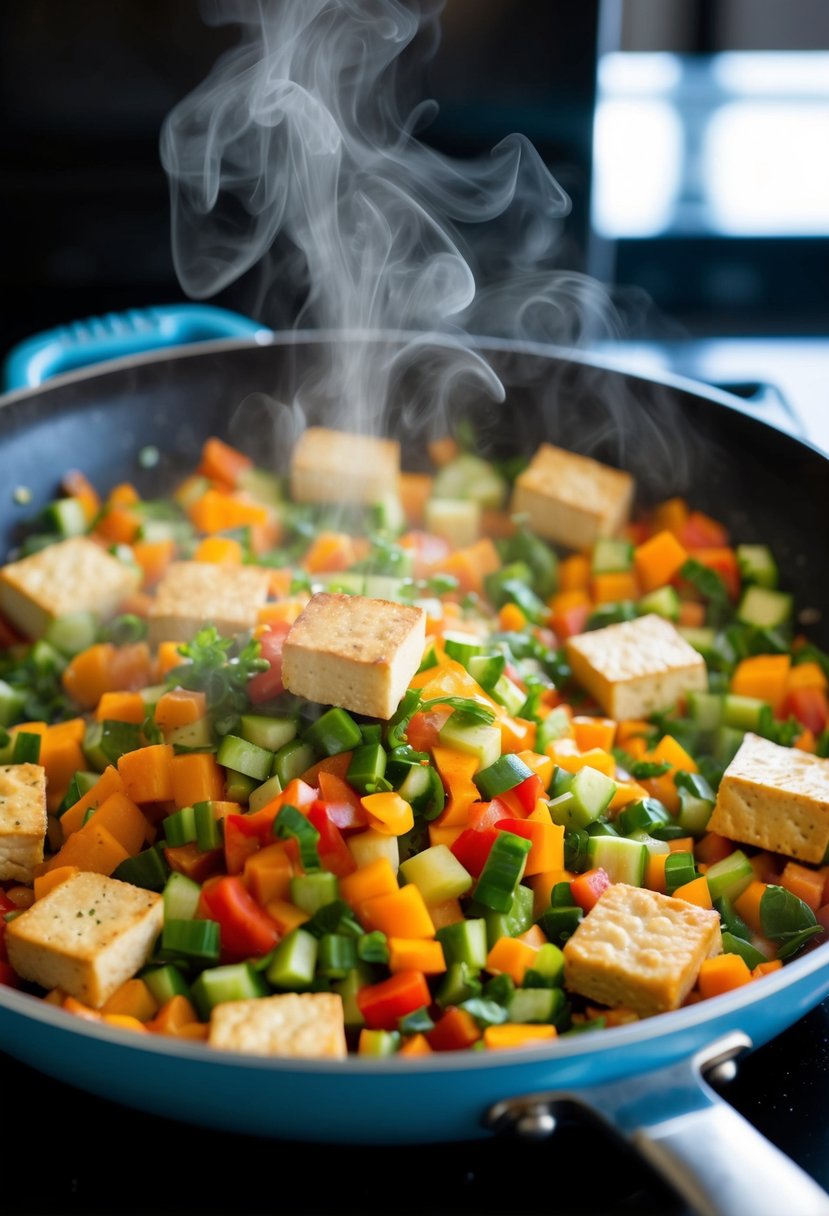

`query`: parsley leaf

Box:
[760,884,823,960]
[165,626,268,736]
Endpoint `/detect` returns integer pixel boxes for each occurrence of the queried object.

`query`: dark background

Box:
[0,3,827,1212]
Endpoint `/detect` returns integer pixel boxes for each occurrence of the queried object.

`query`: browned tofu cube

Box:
[563,883,721,1016]
[0,764,47,882]
[290,427,401,505]
[6,872,163,1008]
[708,732,829,864]
[510,443,634,551]
[147,561,272,645]
[565,613,708,720]
[0,537,141,640]
[281,592,426,720]
[209,992,347,1058]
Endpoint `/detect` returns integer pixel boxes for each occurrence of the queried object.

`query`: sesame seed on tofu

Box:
[0,763,47,882]
[0,537,141,640]
[5,872,163,1008]
[290,427,400,505]
[707,731,829,864]
[209,992,347,1058]
[565,613,708,720]
[146,561,272,646]
[563,883,721,1016]
[281,592,426,720]
[510,443,634,552]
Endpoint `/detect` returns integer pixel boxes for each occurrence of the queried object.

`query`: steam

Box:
[161,0,690,493]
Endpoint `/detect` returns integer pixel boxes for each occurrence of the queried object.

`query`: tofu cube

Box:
[708,731,829,864]
[563,883,721,1016]
[565,613,707,720]
[209,992,347,1059]
[147,561,272,645]
[0,764,47,882]
[281,592,426,720]
[510,443,634,551]
[6,872,163,1008]
[0,537,141,640]
[290,427,401,505]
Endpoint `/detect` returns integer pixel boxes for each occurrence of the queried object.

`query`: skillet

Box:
[0,311,827,1216]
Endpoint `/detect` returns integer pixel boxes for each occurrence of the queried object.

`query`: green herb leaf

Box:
[760,884,823,960]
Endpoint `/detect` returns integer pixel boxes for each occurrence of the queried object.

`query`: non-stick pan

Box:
[0,310,827,1216]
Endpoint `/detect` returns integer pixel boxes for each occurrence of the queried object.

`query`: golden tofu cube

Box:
[510,443,634,551]
[0,537,141,640]
[563,883,721,1016]
[281,592,426,720]
[290,427,400,505]
[0,764,47,882]
[209,992,347,1058]
[147,561,272,645]
[565,613,707,720]
[708,731,829,864]
[6,872,163,1008]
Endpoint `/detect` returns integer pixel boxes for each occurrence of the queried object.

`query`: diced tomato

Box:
[449,825,500,877]
[223,813,264,875]
[678,511,729,550]
[247,623,292,704]
[784,686,829,735]
[316,773,368,832]
[163,842,224,883]
[549,603,590,640]
[198,875,280,959]
[570,867,611,912]
[405,709,451,754]
[308,803,358,877]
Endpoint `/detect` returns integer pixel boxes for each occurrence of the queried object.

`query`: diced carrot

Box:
[787,661,828,691]
[431,746,479,828]
[697,953,753,998]
[733,880,768,936]
[40,719,88,813]
[33,865,79,901]
[752,960,784,980]
[264,898,309,934]
[60,765,125,839]
[552,746,615,778]
[652,497,689,537]
[779,860,825,913]
[146,995,202,1036]
[651,733,698,775]
[188,489,270,534]
[426,537,501,596]
[131,538,177,587]
[557,554,591,593]
[118,743,175,804]
[485,935,539,985]
[572,715,616,753]
[427,1006,481,1051]
[516,750,555,790]
[256,598,309,628]
[154,688,207,732]
[616,719,652,749]
[61,469,101,524]
[484,1024,557,1050]
[695,832,735,866]
[428,436,460,467]
[497,819,564,877]
[339,857,400,908]
[243,842,294,905]
[301,531,358,575]
[358,884,435,939]
[94,691,147,724]
[95,505,140,544]
[480,509,517,540]
[192,535,244,565]
[86,790,147,854]
[198,436,253,487]
[360,791,414,837]
[164,842,223,883]
[45,821,129,876]
[634,530,688,594]
[730,654,791,712]
[529,869,574,919]
[155,641,186,679]
[398,472,433,526]
[498,603,527,632]
[678,600,707,628]
[425,897,464,929]
[108,483,140,507]
[387,938,447,974]
[591,571,640,605]
[645,852,668,894]
[101,978,159,1022]
[62,642,117,709]
[4,885,34,909]
[170,752,225,809]
[109,642,153,692]
[63,996,102,1022]
[672,875,713,909]
[397,1033,434,1056]
[667,836,696,855]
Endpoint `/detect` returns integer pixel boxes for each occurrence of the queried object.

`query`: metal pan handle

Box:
[1,303,271,391]
[487,1032,829,1216]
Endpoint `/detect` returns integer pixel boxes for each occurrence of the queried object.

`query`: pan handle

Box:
[486,1032,829,1216]
[2,304,272,391]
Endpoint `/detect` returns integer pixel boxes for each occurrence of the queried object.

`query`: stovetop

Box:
[0,332,827,1216]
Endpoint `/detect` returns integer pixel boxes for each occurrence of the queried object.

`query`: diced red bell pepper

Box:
[678,511,729,550]
[513,773,545,814]
[467,800,511,832]
[163,842,224,883]
[241,778,319,840]
[405,709,451,755]
[785,686,829,735]
[198,874,280,959]
[688,547,741,601]
[449,825,500,877]
[427,1006,481,1051]
[224,813,264,875]
[308,803,358,877]
[247,623,292,704]
[356,969,432,1031]
[570,867,611,912]
[0,891,16,915]
[316,773,368,832]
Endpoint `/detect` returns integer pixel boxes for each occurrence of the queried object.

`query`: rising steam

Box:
[161,0,689,491]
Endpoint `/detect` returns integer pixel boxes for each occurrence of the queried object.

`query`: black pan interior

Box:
[0,335,826,646]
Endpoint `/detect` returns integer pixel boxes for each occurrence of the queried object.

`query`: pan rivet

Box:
[514,1105,556,1140]
[706,1059,738,1086]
